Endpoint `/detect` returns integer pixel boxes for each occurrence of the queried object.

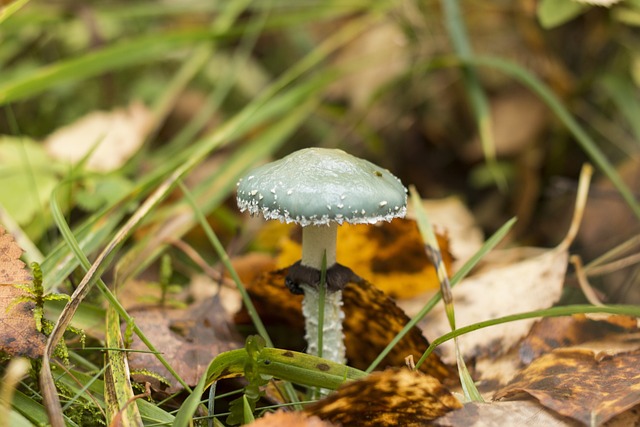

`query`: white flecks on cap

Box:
[236,147,407,226]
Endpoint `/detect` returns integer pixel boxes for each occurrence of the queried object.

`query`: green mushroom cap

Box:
[236,148,407,226]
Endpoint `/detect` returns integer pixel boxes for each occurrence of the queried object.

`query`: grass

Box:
[2,0,640,425]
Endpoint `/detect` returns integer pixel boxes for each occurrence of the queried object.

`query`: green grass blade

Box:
[410,187,483,402]
[469,55,640,220]
[418,304,640,365]
[172,368,209,427]
[441,0,505,189]
[49,183,192,392]
[0,29,220,105]
[0,0,31,24]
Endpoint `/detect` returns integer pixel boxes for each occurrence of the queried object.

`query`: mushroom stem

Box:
[301,224,338,269]
[300,284,345,363]
[299,222,345,363]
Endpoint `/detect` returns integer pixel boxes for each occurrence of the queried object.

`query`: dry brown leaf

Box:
[0,225,31,285]
[245,411,337,427]
[405,246,567,363]
[519,315,640,364]
[473,315,640,399]
[0,286,46,358]
[44,101,152,172]
[306,368,461,426]
[474,347,524,399]
[127,297,243,394]
[238,268,453,381]
[0,226,44,358]
[434,400,580,426]
[277,218,453,299]
[495,348,640,426]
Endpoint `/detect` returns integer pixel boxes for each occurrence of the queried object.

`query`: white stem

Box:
[299,222,344,363]
[301,224,337,269]
[301,284,345,363]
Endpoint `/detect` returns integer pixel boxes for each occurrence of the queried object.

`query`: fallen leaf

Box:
[0,225,44,358]
[434,400,579,426]
[277,219,453,298]
[0,225,31,285]
[44,101,152,172]
[0,286,46,358]
[237,268,452,381]
[127,296,243,394]
[519,315,640,364]
[473,315,640,398]
[305,368,461,426]
[495,348,640,426]
[245,411,337,427]
[405,246,567,363]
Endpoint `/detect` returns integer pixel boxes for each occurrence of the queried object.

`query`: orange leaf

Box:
[276,219,452,298]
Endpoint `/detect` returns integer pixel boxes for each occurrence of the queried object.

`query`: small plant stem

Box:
[410,186,483,402]
[317,252,327,360]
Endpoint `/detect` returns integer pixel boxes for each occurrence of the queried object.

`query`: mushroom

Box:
[236,148,407,363]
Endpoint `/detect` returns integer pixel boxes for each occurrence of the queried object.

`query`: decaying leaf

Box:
[405,246,567,363]
[0,225,44,358]
[246,411,337,427]
[495,348,640,426]
[127,296,243,394]
[238,268,452,381]
[0,286,46,358]
[44,101,152,172]
[277,219,452,298]
[306,368,461,426]
[519,315,640,364]
[0,225,31,285]
[474,315,640,399]
[434,400,579,426]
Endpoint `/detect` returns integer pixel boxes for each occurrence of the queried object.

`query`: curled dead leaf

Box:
[306,368,461,426]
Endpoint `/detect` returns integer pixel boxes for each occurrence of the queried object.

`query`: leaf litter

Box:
[126,295,244,394]
[0,225,45,358]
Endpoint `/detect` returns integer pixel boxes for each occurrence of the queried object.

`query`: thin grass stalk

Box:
[417,304,640,365]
